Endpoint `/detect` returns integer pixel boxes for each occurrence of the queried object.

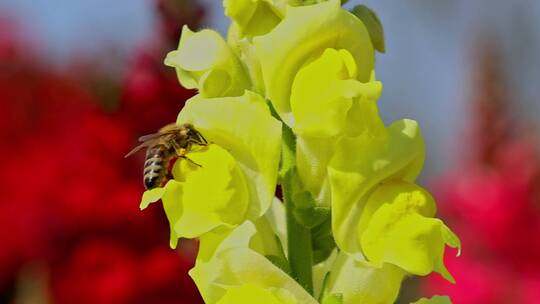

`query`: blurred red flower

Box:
[0,1,205,302]
[422,41,540,303]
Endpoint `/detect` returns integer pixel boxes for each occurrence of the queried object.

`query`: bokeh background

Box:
[0,0,539,303]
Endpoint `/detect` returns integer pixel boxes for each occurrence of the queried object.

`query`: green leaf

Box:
[351,5,385,53]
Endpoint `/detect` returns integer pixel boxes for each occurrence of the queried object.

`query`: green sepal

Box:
[412,295,452,304]
[312,237,336,265]
[351,5,385,53]
[322,293,344,304]
[311,215,336,264]
[279,122,297,181]
[266,99,291,184]
[292,191,329,228]
[293,206,328,229]
[265,254,292,275]
[318,272,332,302]
[300,0,348,5]
[262,232,290,275]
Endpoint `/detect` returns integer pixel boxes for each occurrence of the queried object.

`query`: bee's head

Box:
[181,123,193,128]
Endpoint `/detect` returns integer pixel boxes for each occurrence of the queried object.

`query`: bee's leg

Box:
[163,173,174,185]
[187,137,207,146]
[180,155,202,167]
[188,130,208,145]
[171,142,202,167]
[177,147,187,157]
[197,132,208,145]
[171,142,185,156]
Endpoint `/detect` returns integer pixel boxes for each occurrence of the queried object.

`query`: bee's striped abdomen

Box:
[143,144,167,189]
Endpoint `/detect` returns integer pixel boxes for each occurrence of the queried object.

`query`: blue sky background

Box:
[1,0,539,177]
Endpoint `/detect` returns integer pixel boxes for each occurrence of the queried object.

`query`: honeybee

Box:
[125,123,207,190]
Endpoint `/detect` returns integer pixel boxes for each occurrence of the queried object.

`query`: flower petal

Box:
[146,145,250,248]
[190,221,318,304]
[140,187,165,210]
[224,0,285,38]
[292,47,383,206]
[172,144,250,240]
[177,91,282,220]
[165,26,250,97]
[360,181,461,283]
[330,119,425,255]
[216,284,296,304]
[254,0,374,125]
[326,252,406,304]
[139,181,185,248]
[291,48,380,138]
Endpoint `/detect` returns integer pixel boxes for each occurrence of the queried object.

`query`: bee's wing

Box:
[124,139,160,158]
[138,132,163,142]
[137,129,180,142]
[125,142,147,158]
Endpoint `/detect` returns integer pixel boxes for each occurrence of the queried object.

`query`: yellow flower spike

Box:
[178,91,282,220]
[329,119,425,257]
[325,252,407,304]
[164,26,250,97]
[360,181,460,283]
[190,222,318,304]
[254,0,374,126]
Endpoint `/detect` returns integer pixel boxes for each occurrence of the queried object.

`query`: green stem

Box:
[280,122,314,295]
[266,100,314,294]
[284,177,314,294]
